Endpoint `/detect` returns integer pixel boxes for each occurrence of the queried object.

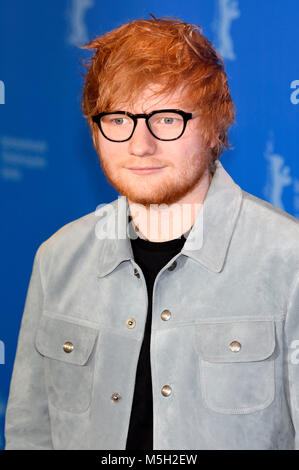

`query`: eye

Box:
[162,117,176,125]
[111,117,126,125]
[101,114,132,126]
[150,113,183,128]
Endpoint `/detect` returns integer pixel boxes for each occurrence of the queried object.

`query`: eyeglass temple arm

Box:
[191,110,201,118]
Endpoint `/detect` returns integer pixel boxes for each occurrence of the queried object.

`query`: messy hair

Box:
[80,14,235,171]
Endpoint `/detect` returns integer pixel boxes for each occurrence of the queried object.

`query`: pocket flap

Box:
[195,320,275,362]
[35,315,99,365]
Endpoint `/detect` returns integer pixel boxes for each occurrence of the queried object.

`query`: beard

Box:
[98,149,210,208]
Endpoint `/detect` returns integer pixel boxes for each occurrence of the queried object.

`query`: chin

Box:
[123,190,185,207]
[122,193,162,206]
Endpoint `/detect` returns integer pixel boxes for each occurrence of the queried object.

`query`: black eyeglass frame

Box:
[91,109,195,142]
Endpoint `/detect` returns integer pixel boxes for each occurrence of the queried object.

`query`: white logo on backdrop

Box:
[290,80,299,105]
[263,136,292,210]
[66,0,94,46]
[213,0,240,61]
[0,136,48,181]
[0,80,4,104]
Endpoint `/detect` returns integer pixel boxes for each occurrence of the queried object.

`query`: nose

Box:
[128,118,157,156]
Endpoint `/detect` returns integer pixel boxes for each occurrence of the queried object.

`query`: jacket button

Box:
[167,260,177,271]
[63,341,74,353]
[161,309,171,321]
[126,318,136,328]
[161,385,172,397]
[111,392,122,402]
[229,340,242,352]
[133,268,140,278]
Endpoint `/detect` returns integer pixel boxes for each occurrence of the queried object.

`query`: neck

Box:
[128,170,213,242]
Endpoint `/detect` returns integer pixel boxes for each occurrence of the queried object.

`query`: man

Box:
[4,16,299,450]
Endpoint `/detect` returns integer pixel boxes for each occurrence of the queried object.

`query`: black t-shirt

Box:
[125,220,189,450]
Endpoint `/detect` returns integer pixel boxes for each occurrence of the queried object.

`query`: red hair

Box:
[80,14,235,170]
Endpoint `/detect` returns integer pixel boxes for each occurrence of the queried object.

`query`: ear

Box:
[92,125,101,153]
[209,134,219,149]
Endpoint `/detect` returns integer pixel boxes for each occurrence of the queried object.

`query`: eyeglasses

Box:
[91,109,198,142]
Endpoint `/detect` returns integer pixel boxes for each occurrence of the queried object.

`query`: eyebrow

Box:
[108,107,198,114]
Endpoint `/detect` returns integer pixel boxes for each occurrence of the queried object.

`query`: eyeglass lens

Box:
[100,112,185,141]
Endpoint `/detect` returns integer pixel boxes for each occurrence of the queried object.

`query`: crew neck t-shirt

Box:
[125,221,190,450]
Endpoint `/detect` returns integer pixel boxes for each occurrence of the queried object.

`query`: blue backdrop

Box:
[0,0,298,449]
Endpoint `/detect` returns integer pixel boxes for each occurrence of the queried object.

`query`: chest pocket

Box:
[35,314,99,414]
[195,320,276,414]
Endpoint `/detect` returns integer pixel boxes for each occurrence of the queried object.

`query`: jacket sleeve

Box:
[4,243,53,449]
[285,273,299,449]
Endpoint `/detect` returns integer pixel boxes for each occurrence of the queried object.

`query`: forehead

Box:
[111,84,193,113]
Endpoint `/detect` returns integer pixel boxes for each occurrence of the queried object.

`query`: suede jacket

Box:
[4,160,299,450]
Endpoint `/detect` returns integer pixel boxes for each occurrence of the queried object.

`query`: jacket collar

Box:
[96,160,243,277]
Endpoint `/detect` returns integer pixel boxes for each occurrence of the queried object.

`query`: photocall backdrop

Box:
[0,0,298,449]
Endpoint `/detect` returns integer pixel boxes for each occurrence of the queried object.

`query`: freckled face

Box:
[95,86,211,206]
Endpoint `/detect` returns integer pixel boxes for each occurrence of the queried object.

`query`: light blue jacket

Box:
[4,161,299,449]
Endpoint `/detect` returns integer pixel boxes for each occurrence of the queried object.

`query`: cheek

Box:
[169,140,201,164]
[97,135,125,164]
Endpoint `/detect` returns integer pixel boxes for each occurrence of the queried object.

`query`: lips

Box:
[126,166,166,175]
[128,167,164,170]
